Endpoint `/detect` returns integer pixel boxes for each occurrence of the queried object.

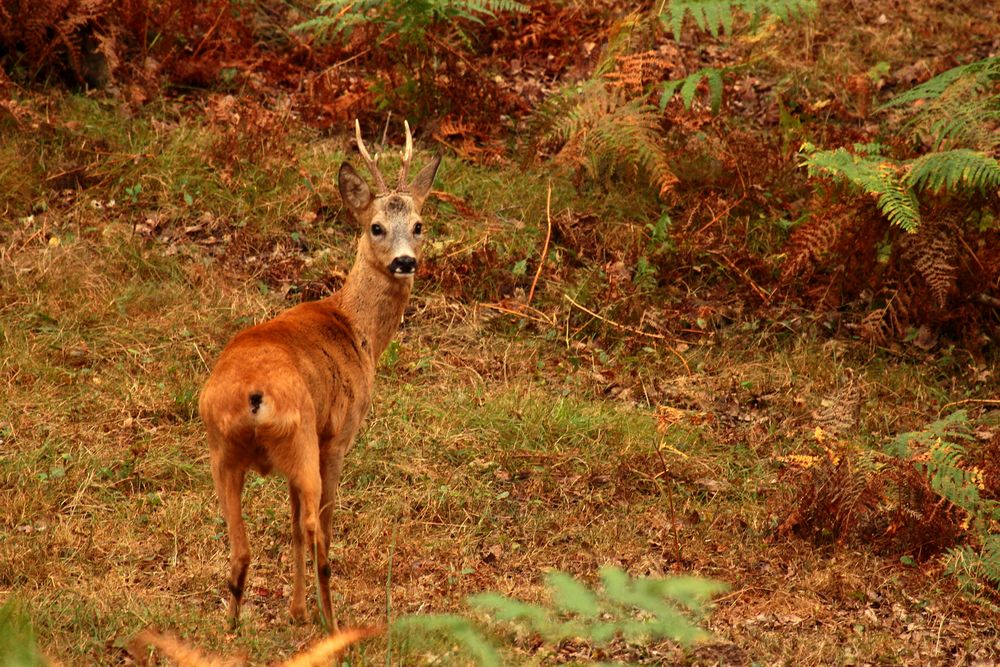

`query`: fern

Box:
[800,145,921,232]
[660,0,816,41]
[659,67,725,113]
[394,568,725,665]
[946,536,1000,608]
[879,56,1000,110]
[887,412,1000,605]
[800,142,1000,232]
[906,150,1000,194]
[530,27,679,198]
[391,614,503,667]
[0,598,47,667]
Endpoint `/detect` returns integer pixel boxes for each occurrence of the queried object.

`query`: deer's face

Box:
[339,155,441,281]
[363,194,424,279]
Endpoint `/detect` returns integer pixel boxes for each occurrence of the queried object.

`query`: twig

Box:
[426,33,484,79]
[191,3,228,59]
[693,196,744,236]
[319,46,372,78]
[563,295,691,374]
[379,111,393,154]
[706,250,771,302]
[527,181,553,306]
[480,301,554,326]
[654,443,684,566]
[940,398,1000,412]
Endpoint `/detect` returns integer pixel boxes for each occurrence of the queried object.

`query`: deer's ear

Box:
[339,162,372,216]
[408,155,441,210]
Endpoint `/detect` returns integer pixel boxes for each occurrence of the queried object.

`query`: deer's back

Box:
[200,299,376,457]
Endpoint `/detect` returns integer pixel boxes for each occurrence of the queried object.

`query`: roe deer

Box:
[199,120,441,629]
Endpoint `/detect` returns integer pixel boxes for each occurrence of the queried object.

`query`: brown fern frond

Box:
[3,0,117,85]
[604,50,672,96]
[859,307,891,346]
[900,217,957,308]
[780,201,852,283]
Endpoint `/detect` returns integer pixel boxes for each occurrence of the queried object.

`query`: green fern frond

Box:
[660,67,725,113]
[800,145,921,231]
[394,569,723,665]
[660,0,816,41]
[884,412,1000,607]
[392,614,503,667]
[470,567,724,646]
[906,150,1000,194]
[946,541,1000,608]
[879,56,1000,110]
[900,71,1000,151]
[888,410,973,458]
[888,411,980,513]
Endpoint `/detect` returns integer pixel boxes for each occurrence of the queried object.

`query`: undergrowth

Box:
[778,411,1000,605]
[786,56,1000,345]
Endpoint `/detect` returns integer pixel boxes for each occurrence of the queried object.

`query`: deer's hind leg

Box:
[285,429,334,630]
[209,449,250,628]
[288,482,307,623]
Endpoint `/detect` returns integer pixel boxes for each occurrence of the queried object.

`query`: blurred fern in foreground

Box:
[0,598,48,667]
[392,567,726,665]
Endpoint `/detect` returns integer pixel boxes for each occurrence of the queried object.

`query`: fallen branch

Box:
[563,295,691,374]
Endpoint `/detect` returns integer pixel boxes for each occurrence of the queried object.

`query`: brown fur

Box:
[199,135,440,630]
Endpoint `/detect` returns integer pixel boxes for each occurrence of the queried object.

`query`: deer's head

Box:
[339,121,441,281]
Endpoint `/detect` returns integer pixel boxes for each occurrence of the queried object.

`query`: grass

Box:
[2,9,1000,660]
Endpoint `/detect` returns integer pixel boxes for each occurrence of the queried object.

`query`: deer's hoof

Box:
[289,600,307,624]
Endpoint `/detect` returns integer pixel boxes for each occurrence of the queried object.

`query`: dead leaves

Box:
[432,118,507,166]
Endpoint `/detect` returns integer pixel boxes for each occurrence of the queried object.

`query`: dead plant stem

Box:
[655,442,684,566]
[527,181,552,306]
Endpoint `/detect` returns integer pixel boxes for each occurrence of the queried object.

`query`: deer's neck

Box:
[332,257,412,360]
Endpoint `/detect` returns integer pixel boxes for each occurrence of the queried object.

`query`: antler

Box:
[397,120,414,192]
[354,119,389,195]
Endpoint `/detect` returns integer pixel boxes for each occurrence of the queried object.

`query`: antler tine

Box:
[355,119,389,194]
[397,120,414,191]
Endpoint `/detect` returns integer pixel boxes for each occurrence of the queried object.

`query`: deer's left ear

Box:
[339,162,372,217]
[408,155,442,211]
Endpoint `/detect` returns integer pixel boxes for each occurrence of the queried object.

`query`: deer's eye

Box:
[413,222,422,235]
[371,223,385,237]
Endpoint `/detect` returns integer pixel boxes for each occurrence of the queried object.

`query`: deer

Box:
[198,120,441,630]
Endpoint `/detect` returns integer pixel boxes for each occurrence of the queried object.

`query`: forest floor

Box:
[2,1,999,665]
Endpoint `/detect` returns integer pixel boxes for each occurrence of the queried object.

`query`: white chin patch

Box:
[392,270,415,279]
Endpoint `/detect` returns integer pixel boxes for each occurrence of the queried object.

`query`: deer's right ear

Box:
[339,162,372,216]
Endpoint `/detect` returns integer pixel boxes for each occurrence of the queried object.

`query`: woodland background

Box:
[1,0,999,664]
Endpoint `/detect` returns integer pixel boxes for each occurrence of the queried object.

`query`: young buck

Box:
[199,120,441,629]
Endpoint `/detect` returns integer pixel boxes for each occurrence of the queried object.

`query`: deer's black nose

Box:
[389,256,417,275]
